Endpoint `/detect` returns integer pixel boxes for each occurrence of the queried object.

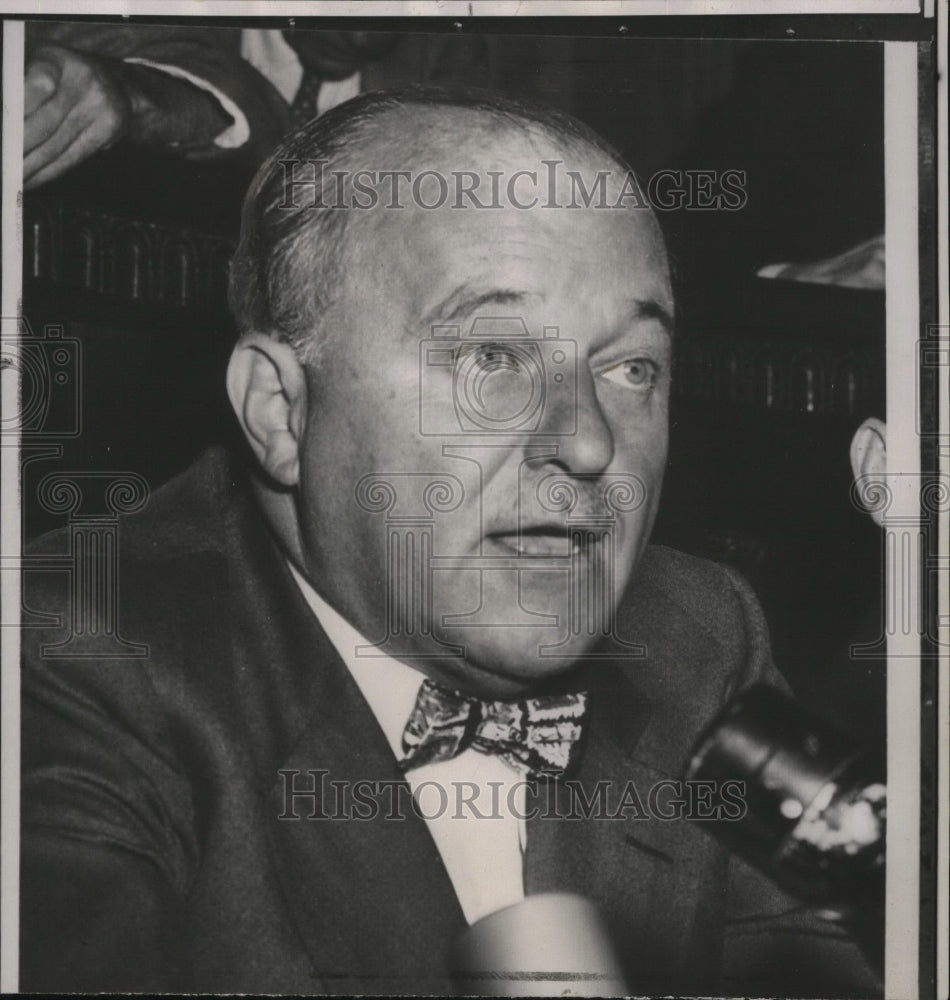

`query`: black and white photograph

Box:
[1,3,945,997]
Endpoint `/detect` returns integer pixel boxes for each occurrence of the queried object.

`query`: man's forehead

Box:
[357,103,622,183]
[350,193,666,298]
[347,118,659,237]
[326,105,669,313]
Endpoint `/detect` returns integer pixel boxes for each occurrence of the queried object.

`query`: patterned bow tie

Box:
[400,679,588,780]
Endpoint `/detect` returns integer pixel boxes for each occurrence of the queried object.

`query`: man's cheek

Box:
[432,569,482,622]
[611,447,666,503]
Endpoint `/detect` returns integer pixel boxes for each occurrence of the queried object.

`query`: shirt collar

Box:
[287,562,426,760]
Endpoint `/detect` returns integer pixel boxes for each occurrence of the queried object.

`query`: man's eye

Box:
[601,358,658,390]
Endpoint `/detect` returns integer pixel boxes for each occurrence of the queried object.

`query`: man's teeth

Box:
[505,536,583,556]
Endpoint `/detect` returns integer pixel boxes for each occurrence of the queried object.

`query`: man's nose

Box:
[533,367,614,474]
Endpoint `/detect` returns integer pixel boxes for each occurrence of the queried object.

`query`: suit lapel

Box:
[223,484,465,994]
[523,643,728,993]
[262,648,466,995]
[523,659,660,908]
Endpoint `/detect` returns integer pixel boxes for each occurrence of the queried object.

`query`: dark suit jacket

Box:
[20,448,881,996]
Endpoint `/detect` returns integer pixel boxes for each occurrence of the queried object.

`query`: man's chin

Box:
[422,623,594,699]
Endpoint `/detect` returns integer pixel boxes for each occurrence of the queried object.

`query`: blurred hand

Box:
[24,43,233,190]
[24,45,133,189]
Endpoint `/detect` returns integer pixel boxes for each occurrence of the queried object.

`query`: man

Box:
[20,89,881,996]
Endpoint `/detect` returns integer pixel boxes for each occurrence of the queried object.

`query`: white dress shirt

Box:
[241,29,362,114]
[287,563,527,926]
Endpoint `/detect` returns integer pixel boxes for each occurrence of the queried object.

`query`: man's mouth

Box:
[484,526,583,558]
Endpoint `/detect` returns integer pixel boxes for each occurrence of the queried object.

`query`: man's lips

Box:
[484,526,584,558]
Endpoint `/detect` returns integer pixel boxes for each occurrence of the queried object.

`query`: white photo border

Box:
[1,6,944,999]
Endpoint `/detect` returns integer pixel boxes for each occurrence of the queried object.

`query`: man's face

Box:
[294,129,673,697]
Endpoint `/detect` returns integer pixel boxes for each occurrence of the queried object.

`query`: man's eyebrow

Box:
[424,287,537,327]
[629,297,675,337]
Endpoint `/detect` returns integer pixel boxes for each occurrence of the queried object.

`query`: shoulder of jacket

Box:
[634,544,760,639]
[639,543,750,601]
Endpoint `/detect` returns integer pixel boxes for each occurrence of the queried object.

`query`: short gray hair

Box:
[228,87,633,363]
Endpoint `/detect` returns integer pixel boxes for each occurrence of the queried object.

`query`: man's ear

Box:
[227,333,308,487]
[850,417,887,527]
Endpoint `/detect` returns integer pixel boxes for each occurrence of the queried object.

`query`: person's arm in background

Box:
[24,22,290,189]
[24,45,233,189]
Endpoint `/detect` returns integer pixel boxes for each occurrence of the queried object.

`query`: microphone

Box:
[450,893,629,997]
[450,685,884,994]
[685,684,885,969]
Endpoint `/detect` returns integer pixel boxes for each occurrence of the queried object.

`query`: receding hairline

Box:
[308,99,653,247]
[332,97,632,176]
[333,100,664,263]
[229,88,659,355]
[333,110,662,306]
